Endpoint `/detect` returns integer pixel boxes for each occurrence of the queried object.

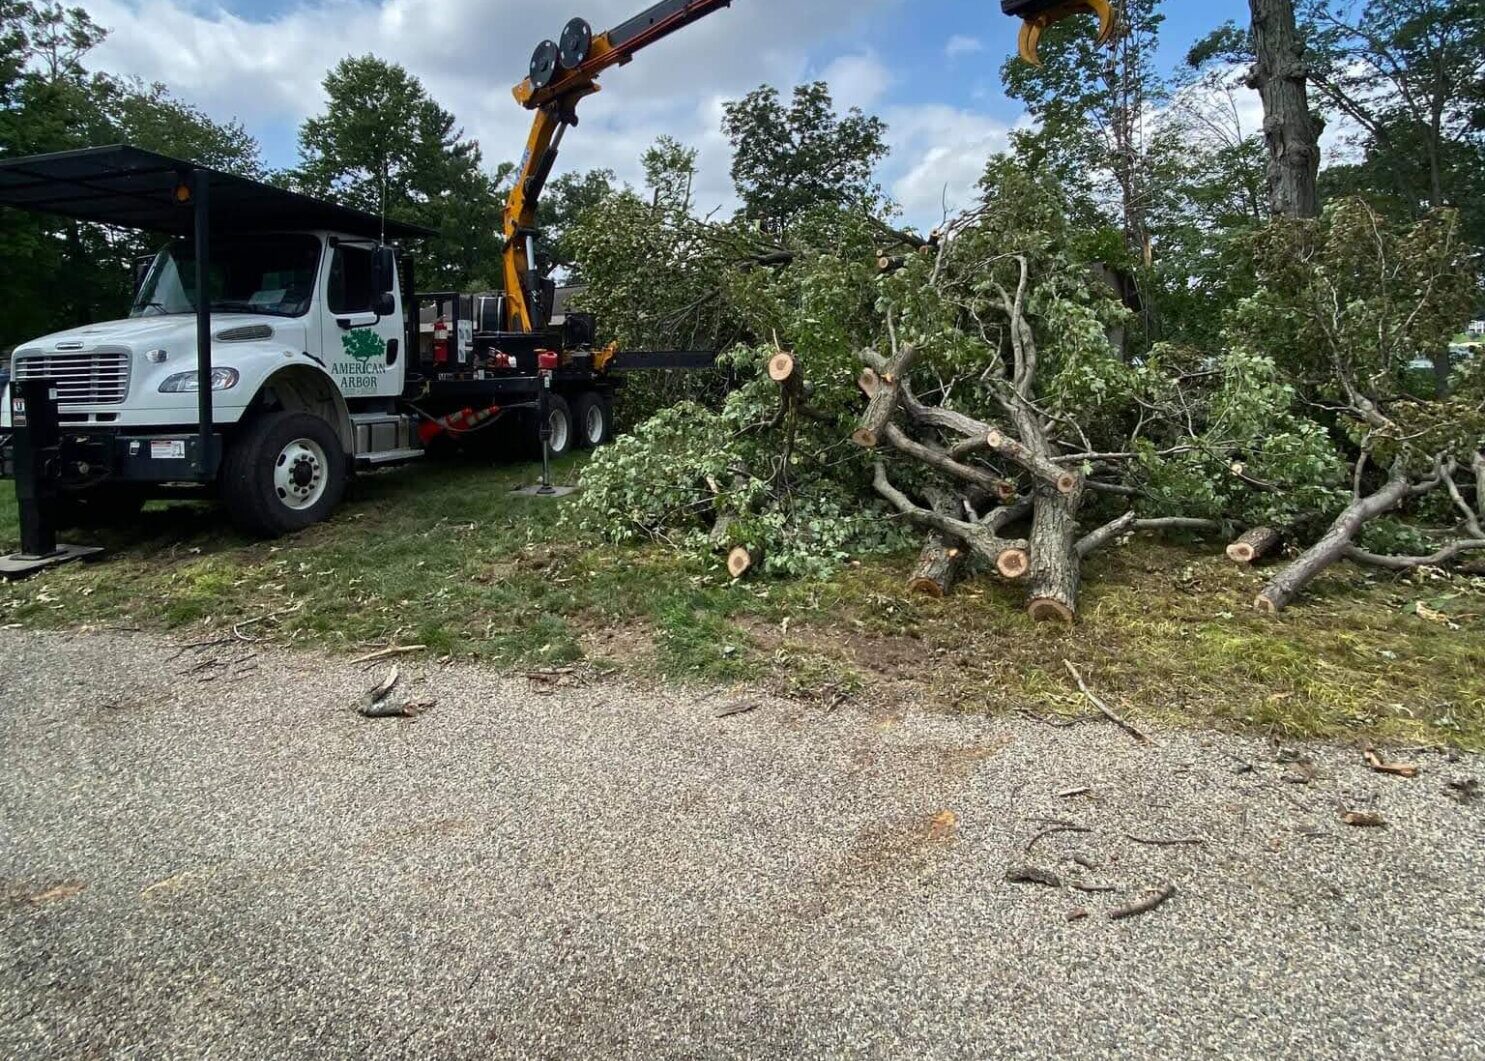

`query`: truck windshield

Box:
[131,235,322,318]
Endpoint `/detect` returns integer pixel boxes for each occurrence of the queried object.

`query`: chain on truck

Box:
[0,0,1110,576]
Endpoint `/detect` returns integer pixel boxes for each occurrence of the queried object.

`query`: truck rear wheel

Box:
[572,391,613,448]
[221,411,347,537]
[537,394,574,459]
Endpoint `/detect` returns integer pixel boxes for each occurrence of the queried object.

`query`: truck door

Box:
[322,242,405,399]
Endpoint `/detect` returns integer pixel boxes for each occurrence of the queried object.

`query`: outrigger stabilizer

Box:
[1002,0,1118,66]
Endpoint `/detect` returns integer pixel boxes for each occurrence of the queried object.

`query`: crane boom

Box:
[501,0,735,333]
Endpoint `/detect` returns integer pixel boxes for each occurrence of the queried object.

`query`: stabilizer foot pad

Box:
[510,485,579,498]
[0,544,105,579]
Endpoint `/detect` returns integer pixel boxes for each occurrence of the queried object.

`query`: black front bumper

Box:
[2,429,222,486]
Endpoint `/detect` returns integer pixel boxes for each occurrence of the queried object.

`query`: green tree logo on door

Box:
[342,330,385,364]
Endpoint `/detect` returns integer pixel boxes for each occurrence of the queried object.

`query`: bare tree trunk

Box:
[1026,480,1085,623]
[1256,474,1414,613]
[1475,453,1485,521]
[1247,0,1323,219]
[1227,527,1281,564]
[908,489,967,598]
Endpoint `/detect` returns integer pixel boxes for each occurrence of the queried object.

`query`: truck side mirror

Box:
[371,246,397,317]
[132,254,154,296]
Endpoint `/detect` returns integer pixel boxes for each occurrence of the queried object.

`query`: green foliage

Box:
[722,82,888,235]
[0,1,265,347]
[293,55,503,292]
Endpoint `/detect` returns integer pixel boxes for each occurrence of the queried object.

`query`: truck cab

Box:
[3,223,417,536]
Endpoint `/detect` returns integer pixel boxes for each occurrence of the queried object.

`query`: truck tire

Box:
[538,393,575,459]
[221,411,347,537]
[572,391,614,448]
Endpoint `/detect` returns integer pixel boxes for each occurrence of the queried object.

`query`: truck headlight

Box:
[159,367,240,392]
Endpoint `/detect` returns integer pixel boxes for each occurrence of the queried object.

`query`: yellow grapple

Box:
[1003,0,1119,66]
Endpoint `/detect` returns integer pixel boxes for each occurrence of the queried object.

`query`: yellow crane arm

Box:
[501,1,735,333]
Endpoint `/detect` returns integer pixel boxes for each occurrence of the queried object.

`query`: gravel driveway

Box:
[1,627,1482,1059]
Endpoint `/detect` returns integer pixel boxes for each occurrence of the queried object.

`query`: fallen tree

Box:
[565,151,1482,617]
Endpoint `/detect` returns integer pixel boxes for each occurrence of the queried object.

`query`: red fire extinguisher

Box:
[432,317,450,364]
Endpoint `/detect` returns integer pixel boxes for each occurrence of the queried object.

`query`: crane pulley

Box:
[1002,0,1119,67]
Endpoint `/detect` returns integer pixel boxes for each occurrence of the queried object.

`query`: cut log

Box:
[727,546,762,580]
[909,539,962,597]
[1227,527,1281,565]
[908,488,969,597]
[883,424,1006,495]
[876,254,907,275]
[1256,472,1418,614]
[873,464,1031,581]
[987,428,1081,495]
[857,367,881,398]
[852,342,918,449]
[767,351,797,383]
[1026,481,1085,622]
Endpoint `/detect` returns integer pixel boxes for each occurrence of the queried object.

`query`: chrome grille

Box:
[12,348,131,406]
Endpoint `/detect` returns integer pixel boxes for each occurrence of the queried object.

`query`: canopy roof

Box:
[0,145,434,241]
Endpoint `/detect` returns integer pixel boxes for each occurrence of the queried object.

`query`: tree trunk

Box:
[853,343,917,449]
[1227,527,1281,564]
[1247,0,1323,219]
[908,487,968,598]
[1255,474,1414,614]
[1026,480,1085,623]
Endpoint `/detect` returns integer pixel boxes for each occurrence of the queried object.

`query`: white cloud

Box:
[84,0,901,214]
[882,104,1011,224]
[817,52,892,112]
[945,34,984,60]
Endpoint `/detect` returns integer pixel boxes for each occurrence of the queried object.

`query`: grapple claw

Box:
[1004,0,1119,66]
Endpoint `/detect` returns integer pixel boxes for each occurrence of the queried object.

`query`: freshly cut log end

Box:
[857,368,881,398]
[987,428,1008,451]
[767,352,797,383]
[995,480,1019,503]
[1253,593,1281,616]
[728,546,762,580]
[908,576,948,598]
[1055,472,1081,495]
[851,427,880,449]
[996,548,1031,580]
[1227,527,1281,565]
[1028,598,1076,624]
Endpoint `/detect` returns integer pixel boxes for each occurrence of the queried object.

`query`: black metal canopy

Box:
[0,145,435,240]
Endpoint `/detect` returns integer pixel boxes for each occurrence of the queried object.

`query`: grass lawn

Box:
[2,454,1483,750]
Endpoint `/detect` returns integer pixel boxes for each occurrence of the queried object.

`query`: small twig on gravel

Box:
[1057,786,1092,798]
[1006,865,1062,887]
[1026,823,1093,854]
[349,645,428,667]
[1069,880,1118,893]
[1363,747,1419,779]
[716,701,760,719]
[1110,883,1176,921]
[1064,661,1151,745]
[233,604,303,644]
[1125,834,1206,848]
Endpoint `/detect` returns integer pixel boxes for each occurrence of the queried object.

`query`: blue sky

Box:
[84,0,1255,226]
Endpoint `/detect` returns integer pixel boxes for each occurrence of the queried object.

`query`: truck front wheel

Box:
[221,411,347,537]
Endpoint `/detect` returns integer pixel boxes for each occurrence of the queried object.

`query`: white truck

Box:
[0,2,733,571]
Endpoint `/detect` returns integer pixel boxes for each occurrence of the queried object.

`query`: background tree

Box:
[0,1,263,346]
[294,56,503,290]
[722,82,888,236]
[1002,0,1167,260]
